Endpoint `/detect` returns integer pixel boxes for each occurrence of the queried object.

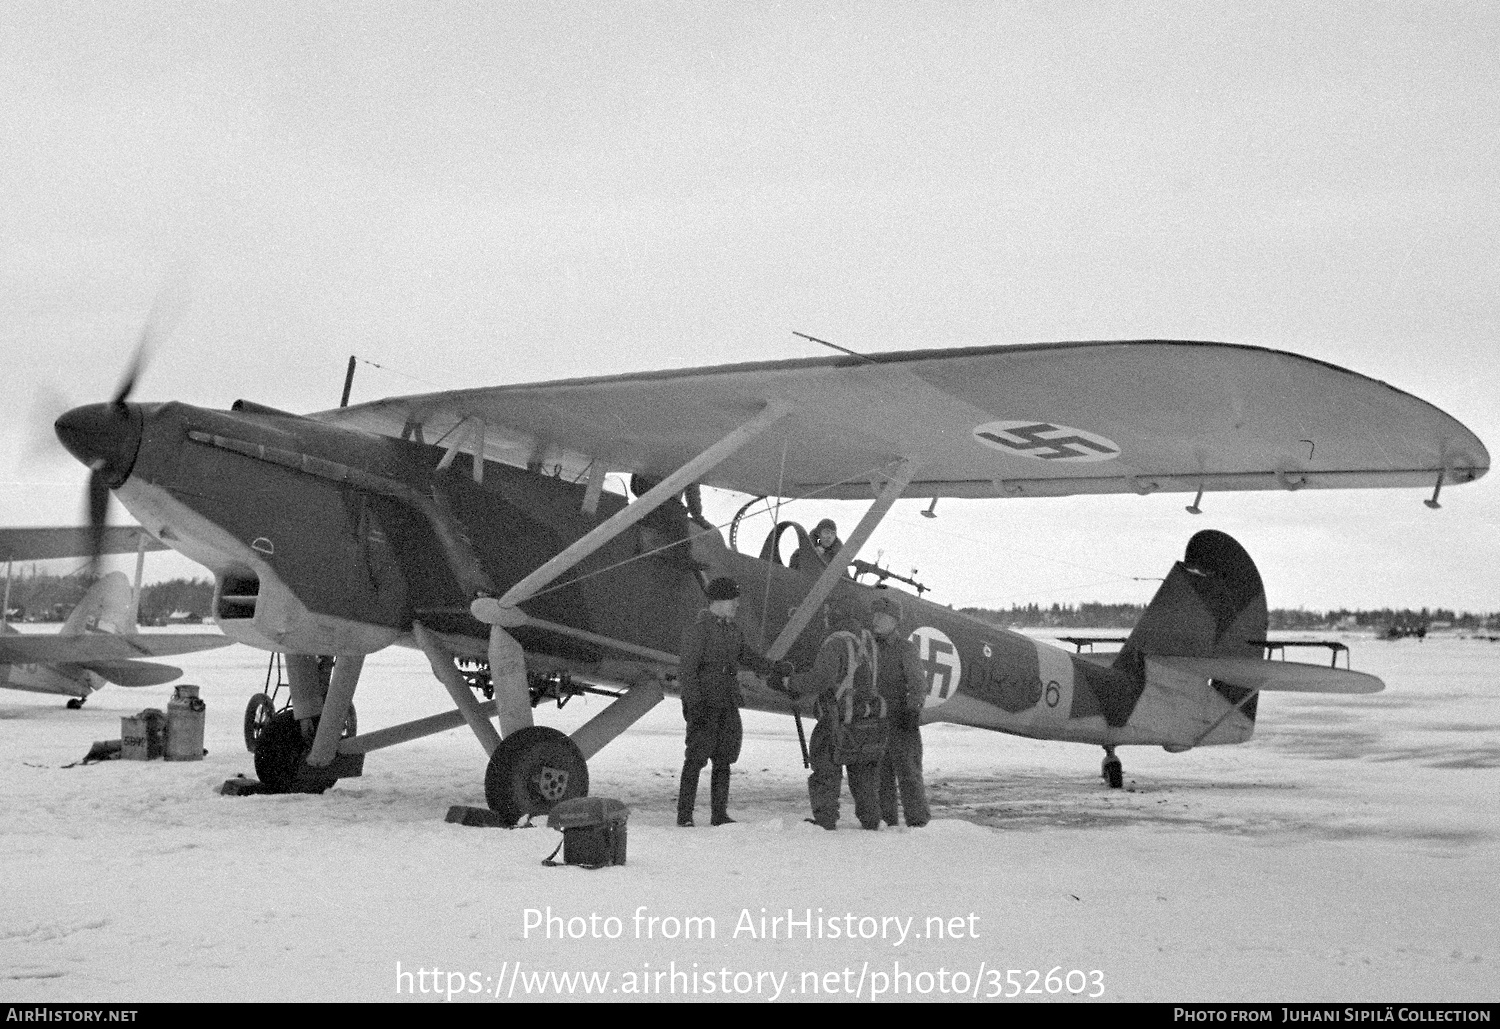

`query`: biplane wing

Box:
[311,340,1488,500]
[0,633,231,664]
[0,525,167,562]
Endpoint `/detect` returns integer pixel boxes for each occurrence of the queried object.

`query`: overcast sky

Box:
[2,3,1496,613]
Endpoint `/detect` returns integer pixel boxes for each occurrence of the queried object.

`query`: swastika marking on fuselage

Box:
[972,420,1121,463]
[910,626,963,709]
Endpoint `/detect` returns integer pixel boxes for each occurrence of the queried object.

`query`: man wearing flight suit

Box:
[676,577,787,827]
[791,518,843,571]
[790,596,886,830]
[870,592,931,828]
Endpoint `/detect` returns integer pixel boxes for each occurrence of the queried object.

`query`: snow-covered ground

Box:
[2,631,1496,1003]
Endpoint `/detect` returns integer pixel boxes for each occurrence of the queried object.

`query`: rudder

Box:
[1109,531,1267,746]
[1115,530,1267,669]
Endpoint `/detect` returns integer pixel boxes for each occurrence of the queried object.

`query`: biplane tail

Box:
[1111,530,1269,747]
[61,570,136,636]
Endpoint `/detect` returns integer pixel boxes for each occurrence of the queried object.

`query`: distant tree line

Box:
[961,602,1500,631]
[5,569,1495,632]
[2,572,214,625]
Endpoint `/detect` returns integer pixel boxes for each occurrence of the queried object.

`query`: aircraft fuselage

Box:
[61,399,1253,752]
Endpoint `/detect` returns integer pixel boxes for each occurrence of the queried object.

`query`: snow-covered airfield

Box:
[2,629,1495,1003]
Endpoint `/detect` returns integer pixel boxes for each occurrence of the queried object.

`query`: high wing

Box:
[0,633,231,664]
[310,341,1488,500]
[0,526,167,562]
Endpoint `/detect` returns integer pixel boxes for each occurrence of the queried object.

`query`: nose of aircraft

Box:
[55,402,144,487]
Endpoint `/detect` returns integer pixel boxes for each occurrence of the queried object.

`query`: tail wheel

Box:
[484,726,589,825]
[244,693,275,752]
[1102,756,1124,789]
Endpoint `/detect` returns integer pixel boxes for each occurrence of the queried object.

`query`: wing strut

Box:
[469,401,788,741]
[473,401,789,625]
[765,458,919,661]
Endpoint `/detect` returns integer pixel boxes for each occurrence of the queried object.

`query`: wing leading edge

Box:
[311,340,1488,501]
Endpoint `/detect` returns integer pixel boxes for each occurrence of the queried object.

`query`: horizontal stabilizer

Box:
[0,632,231,664]
[79,660,184,687]
[1152,656,1384,694]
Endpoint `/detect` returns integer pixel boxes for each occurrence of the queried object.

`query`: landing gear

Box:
[243,690,354,754]
[253,710,339,794]
[1101,746,1124,789]
[66,697,86,710]
[484,726,589,825]
[244,693,274,752]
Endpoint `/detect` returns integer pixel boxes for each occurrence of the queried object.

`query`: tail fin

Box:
[1115,529,1266,670]
[1110,531,1267,748]
[62,571,136,635]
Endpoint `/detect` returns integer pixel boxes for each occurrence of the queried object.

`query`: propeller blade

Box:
[112,318,156,407]
[86,468,109,580]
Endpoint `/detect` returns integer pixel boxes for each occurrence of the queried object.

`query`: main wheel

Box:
[66,697,85,710]
[484,726,589,825]
[1102,757,1124,789]
[253,710,333,794]
[244,693,275,752]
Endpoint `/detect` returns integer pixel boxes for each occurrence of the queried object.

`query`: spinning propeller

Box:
[53,309,162,580]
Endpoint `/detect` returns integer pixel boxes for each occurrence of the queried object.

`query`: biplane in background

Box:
[53,340,1486,815]
[0,526,233,706]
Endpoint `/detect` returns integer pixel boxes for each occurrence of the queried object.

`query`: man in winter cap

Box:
[676,576,791,826]
[869,591,930,827]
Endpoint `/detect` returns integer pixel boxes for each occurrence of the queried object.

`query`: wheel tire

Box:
[66,697,84,710]
[253,710,331,794]
[484,726,589,825]
[244,693,275,752]
[1103,758,1124,789]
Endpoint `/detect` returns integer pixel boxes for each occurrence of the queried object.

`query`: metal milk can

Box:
[164,684,206,761]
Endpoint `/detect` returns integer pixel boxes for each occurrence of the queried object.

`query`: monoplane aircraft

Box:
[0,526,233,706]
[52,340,1487,817]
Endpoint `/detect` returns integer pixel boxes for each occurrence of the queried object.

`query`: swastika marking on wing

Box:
[972,420,1121,463]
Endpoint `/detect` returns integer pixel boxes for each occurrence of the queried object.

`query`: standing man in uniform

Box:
[676,577,788,827]
[790,595,887,830]
[870,592,931,828]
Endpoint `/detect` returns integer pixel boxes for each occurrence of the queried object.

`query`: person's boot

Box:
[677,766,699,826]
[709,764,734,825]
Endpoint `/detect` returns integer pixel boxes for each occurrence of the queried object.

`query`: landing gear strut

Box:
[1101,746,1124,789]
